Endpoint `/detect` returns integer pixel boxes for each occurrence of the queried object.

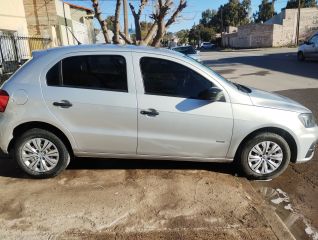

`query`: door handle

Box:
[140,108,159,116]
[53,100,73,108]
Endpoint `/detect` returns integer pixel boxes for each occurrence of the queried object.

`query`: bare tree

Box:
[92,0,187,46]
[91,0,111,43]
[151,0,187,47]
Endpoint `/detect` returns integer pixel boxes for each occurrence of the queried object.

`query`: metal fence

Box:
[0,34,51,75]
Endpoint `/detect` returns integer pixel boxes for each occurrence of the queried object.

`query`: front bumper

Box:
[296,126,318,163]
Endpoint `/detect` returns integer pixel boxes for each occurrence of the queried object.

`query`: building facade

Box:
[23,0,95,46]
[0,0,29,35]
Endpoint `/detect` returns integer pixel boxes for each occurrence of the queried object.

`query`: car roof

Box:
[42,44,184,58]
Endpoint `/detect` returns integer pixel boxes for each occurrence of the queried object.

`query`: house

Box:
[0,0,31,74]
[66,2,96,44]
[0,0,29,35]
[0,0,95,75]
[23,0,95,46]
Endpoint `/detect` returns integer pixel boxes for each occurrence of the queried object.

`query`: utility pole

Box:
[123,0,129,37]
[296,0,301,45]
[62,0,70,45]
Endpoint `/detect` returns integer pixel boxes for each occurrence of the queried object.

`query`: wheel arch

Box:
[234,127,298,163]
[8,121,74,157]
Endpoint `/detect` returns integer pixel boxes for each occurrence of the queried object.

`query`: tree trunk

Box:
[129,0,148,43]
[141,23,157,45]
[91,0,111,43]
[151,20,165,47]
[113,0,121,44]
[123,0,129,37]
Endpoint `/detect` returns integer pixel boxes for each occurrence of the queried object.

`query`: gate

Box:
[0,33,51,74]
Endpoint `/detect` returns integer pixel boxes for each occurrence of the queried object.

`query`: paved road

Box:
[201,48,318,91]
[0,48,317,240]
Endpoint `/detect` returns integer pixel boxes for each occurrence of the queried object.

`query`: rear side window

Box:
[46,55,128,92]
[46,62,60,86]
[140,57,213,99]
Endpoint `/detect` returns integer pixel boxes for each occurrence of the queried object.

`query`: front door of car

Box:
[41,53,137,155]
[133,54,233,159]
[304,35,318,57]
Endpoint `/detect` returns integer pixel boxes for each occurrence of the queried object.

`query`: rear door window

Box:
[46,55,128,92]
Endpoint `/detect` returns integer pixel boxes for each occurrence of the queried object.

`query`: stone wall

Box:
[222,7,318,48]
[222,24,274,48]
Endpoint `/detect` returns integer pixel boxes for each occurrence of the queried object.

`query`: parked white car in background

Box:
[0,45,317,179]
[200,42,215,50]
[297,33,318,61]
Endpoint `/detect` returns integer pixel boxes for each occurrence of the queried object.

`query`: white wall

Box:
[72,20,89,44]
[0,0,29,35]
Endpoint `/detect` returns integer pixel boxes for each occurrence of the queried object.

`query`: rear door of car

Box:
[41,51,137,155]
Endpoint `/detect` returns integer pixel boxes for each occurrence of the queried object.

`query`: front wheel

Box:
[240,133,291,180]
[14,128,70,178]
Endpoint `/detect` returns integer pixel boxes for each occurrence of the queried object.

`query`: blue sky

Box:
[66,0,290,32]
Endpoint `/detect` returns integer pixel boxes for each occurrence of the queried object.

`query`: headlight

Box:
[299,113,317,128]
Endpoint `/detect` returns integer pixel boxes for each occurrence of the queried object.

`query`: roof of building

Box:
[65,2,93,12]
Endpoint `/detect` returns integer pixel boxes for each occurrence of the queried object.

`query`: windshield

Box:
[184,55,251,93]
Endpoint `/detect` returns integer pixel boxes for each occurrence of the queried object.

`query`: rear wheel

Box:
[297,51,305,61]
[240,133,291,180]
[14,128,70,178]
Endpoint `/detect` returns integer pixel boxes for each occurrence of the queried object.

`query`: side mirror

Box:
[199,87,223,101]
[304,41,313,45]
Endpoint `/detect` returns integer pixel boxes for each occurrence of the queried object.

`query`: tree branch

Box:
[165,0,187,28]
[119,31,134,44]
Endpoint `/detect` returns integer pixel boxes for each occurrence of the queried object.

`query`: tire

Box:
[14,128,70,178]
[297,51,305,61]
[240,132,291,180]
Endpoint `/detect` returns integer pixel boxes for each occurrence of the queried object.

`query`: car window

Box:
[46,62,60,86]
[140,57,213,99]
[46,55,128,92]
[309,35,318,44]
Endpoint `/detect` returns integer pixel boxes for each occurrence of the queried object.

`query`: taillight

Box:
[0,90,9,112]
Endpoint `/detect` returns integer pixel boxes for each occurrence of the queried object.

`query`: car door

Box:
[41,52,137,155]
[133,53,233,159]
[304,35,318,57]
[312,35,318,58]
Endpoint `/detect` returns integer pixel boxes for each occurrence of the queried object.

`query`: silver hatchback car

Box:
[0,45,317,179]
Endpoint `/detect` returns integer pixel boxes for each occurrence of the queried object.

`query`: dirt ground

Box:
[0,156,291,240]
